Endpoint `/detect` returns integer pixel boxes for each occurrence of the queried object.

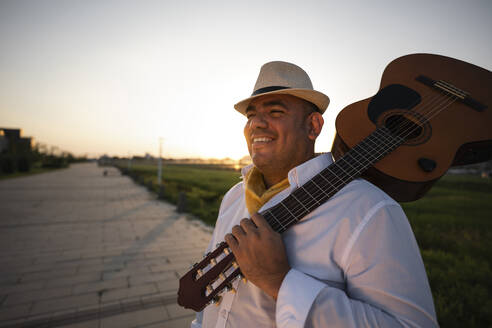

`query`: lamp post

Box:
[157,138,163,185]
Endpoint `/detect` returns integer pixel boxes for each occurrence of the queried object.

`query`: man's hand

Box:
[224,213,290,300]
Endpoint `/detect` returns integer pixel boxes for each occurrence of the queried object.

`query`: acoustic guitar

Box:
[177,53,492,311]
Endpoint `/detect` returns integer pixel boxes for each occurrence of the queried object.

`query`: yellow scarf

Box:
[244,166,290,215]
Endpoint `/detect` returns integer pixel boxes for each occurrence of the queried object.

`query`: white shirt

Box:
[192,153,438,328]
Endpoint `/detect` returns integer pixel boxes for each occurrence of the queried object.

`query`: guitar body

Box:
[332,54,492,201]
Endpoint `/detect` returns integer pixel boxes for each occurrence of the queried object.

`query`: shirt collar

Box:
[240,153,334,190]
[286,153,333,190]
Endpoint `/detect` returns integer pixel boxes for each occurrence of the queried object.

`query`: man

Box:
[192,61,437,327]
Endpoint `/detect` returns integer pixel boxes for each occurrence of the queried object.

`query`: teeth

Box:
[253,137,272,143]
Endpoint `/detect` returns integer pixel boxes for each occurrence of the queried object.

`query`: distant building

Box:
[0,128,33,154]
[0,130,8,153]
[0,128,34,173]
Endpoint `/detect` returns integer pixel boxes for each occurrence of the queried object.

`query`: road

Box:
[0,163,212,328]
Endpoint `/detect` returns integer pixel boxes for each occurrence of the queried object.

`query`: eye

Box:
[270,109,284,117]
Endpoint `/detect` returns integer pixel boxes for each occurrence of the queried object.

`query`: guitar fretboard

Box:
[260,126,404,233]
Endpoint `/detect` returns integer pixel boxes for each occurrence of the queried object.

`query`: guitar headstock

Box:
[177,242,243,311]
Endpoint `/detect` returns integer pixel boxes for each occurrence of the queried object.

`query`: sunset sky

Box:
[1,0,491,159]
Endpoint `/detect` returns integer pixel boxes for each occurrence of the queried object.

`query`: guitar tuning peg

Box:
[195,268,203,279]
[211,295,222,306]
[238,274,247,284]
[219,273,226,280]
[210,258,217,265]
[206,285,213,295]
[225,283,236,294]
[231,261,239,269]
[223,247,231,255]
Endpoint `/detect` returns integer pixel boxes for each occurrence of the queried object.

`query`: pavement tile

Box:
[144,315,195,328]
[72,277,127,295]
[0,317,27,327]
[0,281,45,294]
[4,286,72,306]
[78,263,125,274]
[0,303,31,321]
[101,283,158,303]
[20,267,78,282]
[101,266,150,281]
[156,279,179,293]
[120,297,142,312]
[128,272,175,287]
[52,307,78,318]
[164,303,196,319]
[0,163,212,324]
[99,306,168,328]
[31,293,99,315]
[0,274,20,285]
[58,319,100,328]
[46,272,102,288]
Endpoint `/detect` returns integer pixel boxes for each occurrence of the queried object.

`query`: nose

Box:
[248,113,268,130]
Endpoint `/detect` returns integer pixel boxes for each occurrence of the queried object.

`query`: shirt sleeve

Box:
[191,311,203,328]
[275,204,438,328]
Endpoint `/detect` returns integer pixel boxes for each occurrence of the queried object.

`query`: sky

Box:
[0,0,491,159]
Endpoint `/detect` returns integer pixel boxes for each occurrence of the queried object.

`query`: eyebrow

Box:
[245,100,288,113]
[245,105,255,113]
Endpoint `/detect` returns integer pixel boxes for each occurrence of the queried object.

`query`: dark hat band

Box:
[251,86,291,96]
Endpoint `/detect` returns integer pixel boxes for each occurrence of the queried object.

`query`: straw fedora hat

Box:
[234,61,330,115]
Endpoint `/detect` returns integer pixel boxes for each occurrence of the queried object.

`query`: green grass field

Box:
[122,164,242,225]
[122,164,491,327]
[401,175,492,327]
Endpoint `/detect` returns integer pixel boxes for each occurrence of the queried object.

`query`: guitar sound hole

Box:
[384,114,423,142]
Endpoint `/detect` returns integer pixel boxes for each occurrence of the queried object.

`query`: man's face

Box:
[243,94,317,174]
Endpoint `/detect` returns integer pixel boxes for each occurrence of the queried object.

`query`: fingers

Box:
[225,215,269,251]
[232,224,246,237]
[250,213,273,231]
[224,233,238,249]
[240,218,257,232]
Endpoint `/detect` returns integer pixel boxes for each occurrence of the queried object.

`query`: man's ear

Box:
[307,112,324,141]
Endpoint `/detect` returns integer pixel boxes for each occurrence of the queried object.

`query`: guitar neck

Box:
[260,126,404,233]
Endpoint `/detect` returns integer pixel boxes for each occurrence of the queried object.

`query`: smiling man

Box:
[191,62,437,328]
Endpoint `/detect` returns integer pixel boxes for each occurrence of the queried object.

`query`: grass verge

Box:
[0,165,67,180]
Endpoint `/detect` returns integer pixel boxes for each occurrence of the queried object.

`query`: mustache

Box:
[249,130,276,139]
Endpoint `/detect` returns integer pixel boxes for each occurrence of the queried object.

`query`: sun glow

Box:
[0,1,490,159]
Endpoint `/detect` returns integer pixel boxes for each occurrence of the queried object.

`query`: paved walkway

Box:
[0,163,212,328]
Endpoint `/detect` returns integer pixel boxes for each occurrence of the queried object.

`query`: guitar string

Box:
[268,94,459,233]
[268,93,459,232]
[332,88,450,177]
[265,91,459,232]
[278,91,442,211]
[266,88,454,229]
[263,91,447,230]
[322,88,455,186]
[266,88,451,222]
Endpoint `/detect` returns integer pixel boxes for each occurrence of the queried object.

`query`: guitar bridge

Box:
[416,75,487,112]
